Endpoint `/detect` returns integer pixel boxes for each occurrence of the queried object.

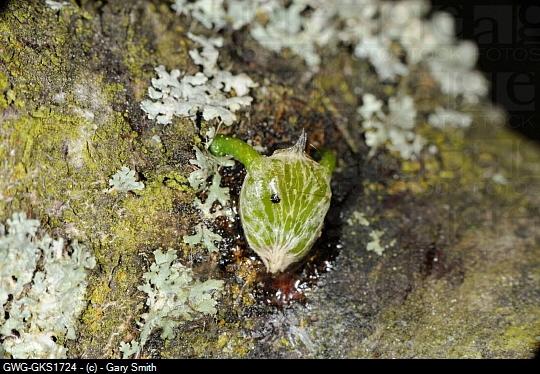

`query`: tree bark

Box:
[0,0,538,358]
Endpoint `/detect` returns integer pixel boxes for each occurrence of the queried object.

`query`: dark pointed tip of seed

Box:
[292,129,307,153]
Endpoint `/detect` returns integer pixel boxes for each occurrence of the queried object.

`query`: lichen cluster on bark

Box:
[0,0,538,358]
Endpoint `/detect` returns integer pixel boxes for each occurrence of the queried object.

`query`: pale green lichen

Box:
[365,229,395,256]
[250,2,332,70]
[183,222,223,253]
[428,107,473,129]
[172,0,266,31]
[170,0,486,163]
[120,249,223,358]
[184,146,234,254]
[44,1,69,11]
[359,93,425,160]
[194,173,230,219]
[0,1,218,358]
[188,146,234,193]
[141,33,256,126]
[0,212,95,358]
[108,166,145,193]
[346,211,370,227]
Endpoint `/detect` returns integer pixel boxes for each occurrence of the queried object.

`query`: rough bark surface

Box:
[0,0,538,358]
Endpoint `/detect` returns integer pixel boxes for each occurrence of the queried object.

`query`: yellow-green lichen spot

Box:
[210,131,335,274]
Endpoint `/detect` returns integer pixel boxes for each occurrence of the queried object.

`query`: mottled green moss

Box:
[0,1,200,355]
[161,319,255,358]
[493,319,540,356]
[361,226,539,358]
[0,71,8,91]
[111,181,178,254]
[0,71,8,110]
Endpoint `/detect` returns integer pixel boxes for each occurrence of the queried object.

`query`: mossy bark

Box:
[0,0,538,358]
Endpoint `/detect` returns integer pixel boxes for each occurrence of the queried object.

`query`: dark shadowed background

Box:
[432,0,540,143]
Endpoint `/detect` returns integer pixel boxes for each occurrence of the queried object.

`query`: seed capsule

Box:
[210,132,334,274]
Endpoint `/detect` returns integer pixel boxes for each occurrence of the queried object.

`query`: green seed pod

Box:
[210,132,335,274]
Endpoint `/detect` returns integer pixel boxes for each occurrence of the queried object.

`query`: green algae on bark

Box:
[0,1,203,357]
